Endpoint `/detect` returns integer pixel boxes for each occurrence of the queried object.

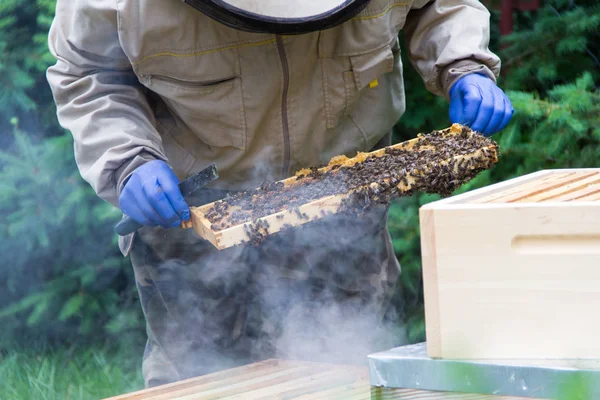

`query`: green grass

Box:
[0,342,145,400]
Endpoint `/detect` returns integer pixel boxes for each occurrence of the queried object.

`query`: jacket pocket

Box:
[349,41,405,151]
[141,75,246,151]
[322,43,395,130]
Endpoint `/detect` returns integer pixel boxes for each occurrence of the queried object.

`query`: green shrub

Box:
[0,0,144,346]
[0,120,143,345]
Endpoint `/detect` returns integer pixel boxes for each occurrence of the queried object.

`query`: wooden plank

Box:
[299,383,372,400]
[423,169,600,208]
[466,171,575,204]
[103,360,372,400]
[420,170,553,208]
[546,180,600,201]
[260,377,371,400]
[206,368,365,400]
[188,124,498,250]
[103,360,321,400]
[146,364,325,400]
[486,170,597,203]
[514,172,600,203]
[468,170,595,204]
[576,190,600,201]
[190,369,355,399]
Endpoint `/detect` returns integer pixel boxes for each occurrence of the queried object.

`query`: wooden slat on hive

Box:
[576,190,600,201]
[466,170,573,203]
[188,124,498,250]
[417,168,600,208]
[546,179,600,201]
[298,382,372,400]
[488,171,598,203]
[147,365,332,400]
[523,172,600,202]
[426,169,552,206]
[103,359,371,400]
[204,366,368,400]
[103,359,315,400]
[468,170,596,204]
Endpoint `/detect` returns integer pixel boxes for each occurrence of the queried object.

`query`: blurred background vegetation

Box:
[0,0,598,398]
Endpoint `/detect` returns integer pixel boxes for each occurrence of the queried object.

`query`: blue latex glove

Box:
[449,73,514,136]
[118,160,190,228]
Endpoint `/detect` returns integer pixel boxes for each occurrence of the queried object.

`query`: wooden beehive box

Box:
[420,168,600,360]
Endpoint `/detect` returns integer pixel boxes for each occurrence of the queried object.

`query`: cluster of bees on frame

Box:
[206,125,498,246]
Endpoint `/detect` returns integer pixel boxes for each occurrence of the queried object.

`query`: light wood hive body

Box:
[420,168,600,359]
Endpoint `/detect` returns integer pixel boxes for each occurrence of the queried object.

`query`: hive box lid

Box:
[368,342,600,399]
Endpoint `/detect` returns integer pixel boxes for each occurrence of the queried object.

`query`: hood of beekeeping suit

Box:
[183,0,372,34]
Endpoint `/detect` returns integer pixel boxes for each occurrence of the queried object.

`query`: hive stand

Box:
[368,342,600,399]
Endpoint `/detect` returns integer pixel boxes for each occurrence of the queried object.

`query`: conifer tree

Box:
[0,1,143,345]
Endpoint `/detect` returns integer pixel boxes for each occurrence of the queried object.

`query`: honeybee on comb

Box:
[190,124,499,249]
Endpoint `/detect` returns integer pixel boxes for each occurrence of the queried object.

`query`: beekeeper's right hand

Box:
[119,160,190,228]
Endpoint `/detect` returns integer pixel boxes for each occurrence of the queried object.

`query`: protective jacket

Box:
[47,0,501,208]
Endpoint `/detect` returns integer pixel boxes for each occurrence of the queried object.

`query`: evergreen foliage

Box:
[0,120,142,344]
[0,0,60,138]
[0,0,144,345]
[500,0,600,92]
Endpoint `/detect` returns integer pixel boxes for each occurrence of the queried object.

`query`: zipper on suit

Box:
[275,36,291,177]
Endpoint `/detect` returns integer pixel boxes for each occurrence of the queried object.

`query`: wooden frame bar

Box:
[185,124,498,250]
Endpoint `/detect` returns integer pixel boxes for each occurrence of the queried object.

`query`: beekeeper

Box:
[47,0,514,388]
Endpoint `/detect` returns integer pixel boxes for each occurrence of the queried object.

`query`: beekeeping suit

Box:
[47,0,512,388]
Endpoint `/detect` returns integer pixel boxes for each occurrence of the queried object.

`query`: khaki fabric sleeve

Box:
[47,0,167,208]
[402,0,502,99]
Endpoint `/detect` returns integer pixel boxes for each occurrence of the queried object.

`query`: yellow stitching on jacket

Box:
[353,1,411,20]
[133,38,277,66]
[132,3,407,66]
